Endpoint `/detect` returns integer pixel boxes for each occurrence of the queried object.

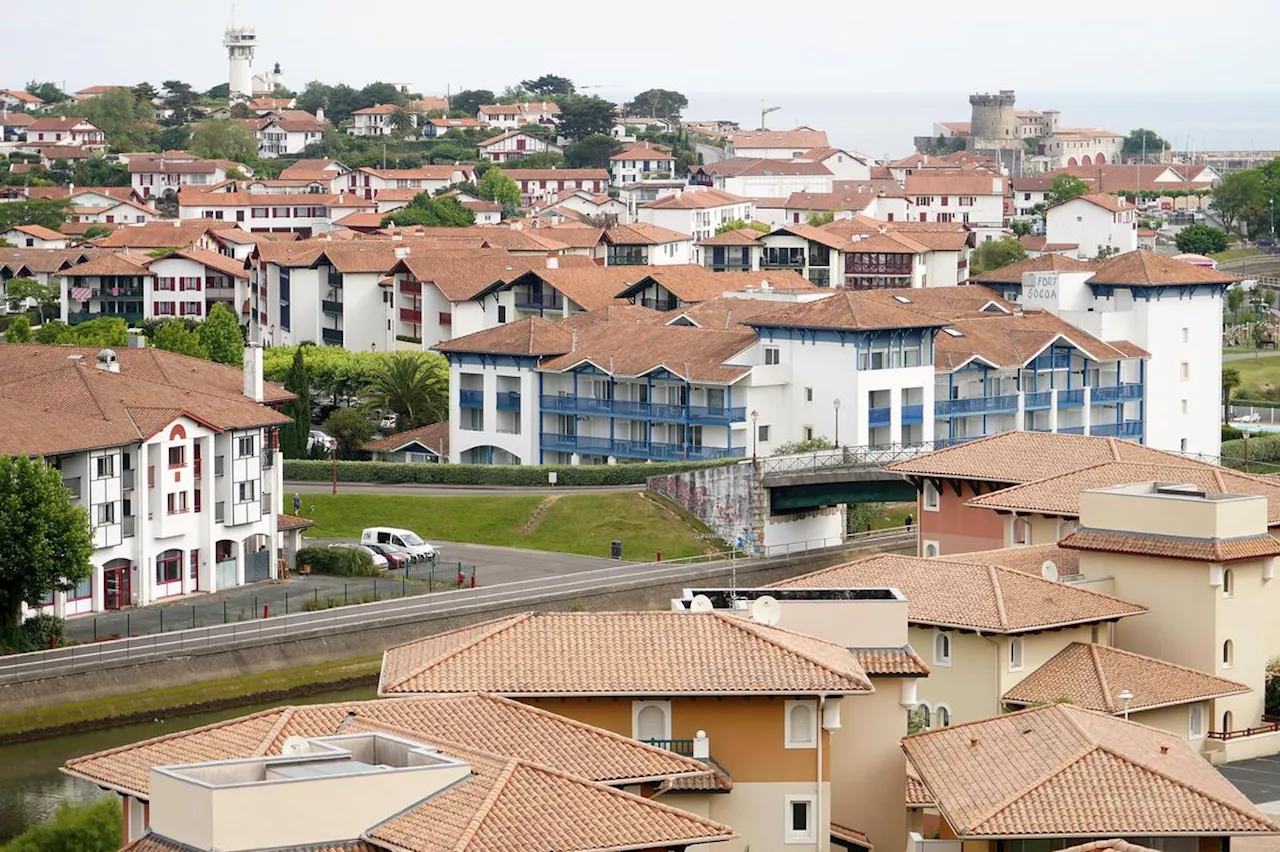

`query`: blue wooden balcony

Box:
[459,389,484,408]
[1091,384,1144,404]
[902,404,924,424]
[935,395,1019,418]
[869,407,890,427]
[496,391,521,411]
[1091,421,1144,438]
[1024,391,1052,410]
[1059,389,1085,408]
[539,395,745,425]
[538,432,745,461]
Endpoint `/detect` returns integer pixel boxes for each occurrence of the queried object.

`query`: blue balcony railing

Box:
[1031,352,1071,370]
[459,389,483,408]
[902,404,924,425]
[1091,421,1144,438]
[869,407,890,427]
[496,391,521,411]
[1059,389,1085,408]
[1024,391,1052,410]
[1058,426,1086,435]
[539,395,746,424]
[934,395,1019,418]
[321,299,343,315]
[514,294,565,312]
[1091,384,1144,404]
[321,327,344,346]
[538,433,746,461]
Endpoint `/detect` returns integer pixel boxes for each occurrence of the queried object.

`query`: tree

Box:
[1228,285,1246,318]
[1010,219,1034,237]
[500,152,565,170]
[477,168,521,209]
[72,157,131,188]
[205,82,231,100]
[0,455,94,631]
[381,194,475,228]
[715,218,768,235]
[1123,128,1170,157]
[1046,174,1091,205]
[1176,223,1229,255]
[160,80,198,125]
[199,303,244,366]
[156,124,191,152]
[0,199,71,233]
[189,119,260,163]
[5,316,31,343]
[807,211,835,227]
[153,320,209,359]
[555,94,617,142]
[969,237,1028,274]
[57,88,153,150]
[280,347,312,459]
[366,352,447,429]
[1,797,122,852]
[1094,245,1121,261]
[25,81,65,104]
[564,134,621,169]
[389,104,419,138]
[359,82,407,110]
[296,81,333,115]
[449,89,494,118]
[624,89,689,122]
[1223,366,1241,423]
[521,75,576,96]
[515,122,558,143]
[6,278,58,322]
[1210,170,1267,236]
[323,407,374,459]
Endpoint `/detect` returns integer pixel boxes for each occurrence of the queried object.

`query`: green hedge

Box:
[296,546,379,576]
[1221,434,1280,463]
[282,458,735,486]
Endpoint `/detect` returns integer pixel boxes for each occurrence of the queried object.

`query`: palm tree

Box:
[389,104,419,139]
[367,353,446,430]
[1223,366,1241,424]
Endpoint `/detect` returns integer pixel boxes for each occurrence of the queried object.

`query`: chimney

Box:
[992,177,1002,194]
[95,348,120,373]
[545,253,558,269]
[128,331,147,349]
[394,246,410,259]
[315,107,325,123]
[243,342,264,402]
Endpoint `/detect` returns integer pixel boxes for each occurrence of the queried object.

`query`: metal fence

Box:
[759,443,939,476]
[0,528,912,685]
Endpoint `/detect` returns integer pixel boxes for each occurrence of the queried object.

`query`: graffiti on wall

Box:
[648,467,755,547]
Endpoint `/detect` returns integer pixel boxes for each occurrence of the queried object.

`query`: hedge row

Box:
[296,546,379,577]
[1221,434,1280,463]
[282,458,735,486]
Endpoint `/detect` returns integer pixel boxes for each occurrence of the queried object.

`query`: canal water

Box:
[0,684,377,842]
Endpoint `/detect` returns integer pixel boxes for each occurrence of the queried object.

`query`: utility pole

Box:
[760,101,780,132]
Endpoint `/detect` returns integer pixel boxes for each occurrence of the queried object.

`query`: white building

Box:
[337,165,475,201]
[24,117,107,149]
[477,130,562,164]
[0,89,45,111]
[975,251,1236,457]
[792,147,872,181]
[601,224,693,266]
[178,191,377,237]
[608,142,677,187]
[6,343,289,618]
[349,104,414,137]
[1044,193,1138,260]
[477,101,560,128]
[502,169,610,206]
[244,111,327,158]
[903,171,1007,240]
[130,156,237,199]
[727,127,830,160]
[637,188,753,248]
[1040,128,1125,169]
[1,224,67,249]
[224,26,258,100]
[688,158,834,198]
[530,189,629,226]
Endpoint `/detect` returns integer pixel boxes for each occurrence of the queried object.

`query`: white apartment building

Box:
[70,197,161,227]
[178,192,377,237]
[245,111,327,157]
[688,158,835,198]
[637,188,753,248]
[727,127,830,160]
[792,147,873,180]
[58,248,251,326]
[130,156,237,199]
[502,169,610,206]
[7,344,289,618]
[904,172,1007,240]
[477,130,563,163]
[608,142,677,187]
[1045,193,1138,260]
[24,117,107,149]
[349,104,419,137]
[976,251,1235,457]
[477,101,560,127]
[601,224,692,266]
[337,165,476,201]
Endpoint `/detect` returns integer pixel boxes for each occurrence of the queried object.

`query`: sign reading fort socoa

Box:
[1026,274,1059,301]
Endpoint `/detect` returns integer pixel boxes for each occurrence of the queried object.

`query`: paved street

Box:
[1219,754,1280,807]
[287,482,645,497]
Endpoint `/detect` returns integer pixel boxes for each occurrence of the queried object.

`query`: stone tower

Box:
[224,25,257,101]
[969,90,1018,142]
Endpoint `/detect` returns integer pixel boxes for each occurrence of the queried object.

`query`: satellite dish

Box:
[750,595,782,627]
[689,594,715,613]
[281,736,310,756]
[1041,560,1059,582]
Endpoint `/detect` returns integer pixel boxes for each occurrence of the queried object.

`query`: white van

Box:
[360,527,437,562]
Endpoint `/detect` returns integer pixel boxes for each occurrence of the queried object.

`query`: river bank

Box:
[0,683,378,843]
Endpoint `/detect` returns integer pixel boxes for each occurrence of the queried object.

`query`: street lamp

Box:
[833,397,842,449]
[1119,688,1134,720]
[751,410,759,462]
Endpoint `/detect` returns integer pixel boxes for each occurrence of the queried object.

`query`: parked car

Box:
[329,542,388,570]
[360,527,437,562]
[365,542,411,570]
[380,412,398,431]
[308,429,336,452]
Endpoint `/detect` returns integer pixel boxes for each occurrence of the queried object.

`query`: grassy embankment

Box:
[1230,355,1280,397]
[1210,247,1265,263]
[298,492,725,560]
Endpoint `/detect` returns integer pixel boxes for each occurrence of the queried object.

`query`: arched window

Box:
[1095,153,1107,165]
[634,703,669,742]
[935,706,951,727]
[1222,639,1234,669]
[916,703,932,731]
[1082,155,1092,165]
[934,631,952,666]
[1067,157,1078,167]
[1223,568,1234,597]
[1008,638,1025,672]
[1223,710,1234,734]
[924,542,939,558]
[155,549,182,585]
[787,702,816,748]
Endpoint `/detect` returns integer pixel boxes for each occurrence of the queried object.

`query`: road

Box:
[695,143,725,165]
[1226,351,1280,362]
[287,482,645,497]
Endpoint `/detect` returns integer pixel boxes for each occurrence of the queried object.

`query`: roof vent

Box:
[970,737,979,747]
[893,295,912,303]
[942,328,963,337]
[67,354,83,362]
[95,348,119,373]
[1159,745,1169,754]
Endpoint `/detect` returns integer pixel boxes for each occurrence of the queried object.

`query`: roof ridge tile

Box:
[988,565,1010,630]
[712,612,872,691]
[1089,643,1117,713]
[255,707,297,756]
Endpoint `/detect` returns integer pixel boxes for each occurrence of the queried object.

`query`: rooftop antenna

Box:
[760,101,781,131]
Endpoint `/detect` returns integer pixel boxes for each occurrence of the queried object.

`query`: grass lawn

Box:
[1230,355,1280,396]
[1211,247,1264,262]
[875,502,918,529]
[299,492,723,560]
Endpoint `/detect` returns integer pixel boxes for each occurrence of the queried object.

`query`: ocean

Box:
[679,91,1280,160]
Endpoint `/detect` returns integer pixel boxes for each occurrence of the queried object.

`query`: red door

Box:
[104,560,131,610]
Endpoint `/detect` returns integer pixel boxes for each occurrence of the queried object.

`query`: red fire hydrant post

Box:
[656,550,662,562]
[263,603,269,619]
[470,569,476,589]
[456,569,464,587]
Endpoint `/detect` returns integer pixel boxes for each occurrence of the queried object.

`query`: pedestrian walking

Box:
[905,513,914,532]
[293,492,302,516]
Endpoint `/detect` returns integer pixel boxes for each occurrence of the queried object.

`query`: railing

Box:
[538,432,746,461]
[1207,721,1280,741]
[69,310,144,325]
[205,287,236,300]
[122,468,135,489]
[1024,391,1052,410]
[1091,421,1143,438]
[539,395,746,424]
[1091,384,1144,404]
[321,299,343,315]
[934,395,1018,417]
[869,407,890,427]
[760,441,939,475]
[459,389,483,408]
[640,297,680,311]
[123,516,135,538]
[606,255,650,266]
[1058,388,1085,407]
[321,328,344,345]
[642,738,695,756]
[496,391,521,411]
[514,294,565,311]
[399,307,422,324]
[902,404,924,424]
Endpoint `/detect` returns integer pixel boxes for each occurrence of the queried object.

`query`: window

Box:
[1008,637,1024,672]
[166,491,188,515]
[1012,516,1030,546]
[935,705,951,727]
[757,424,771,442]
[1189,703,1205,739]
[764,346,780,366]
[189,549,199,580]
[784,795,816,844]
[785,700,817,748]
[97,503,116,525]
[237,480,257,503]
[155,550,182,584]
[1180,361,1190,380]
[804,426,814,441]
[933,631,952,666]
[631,700,671,742]
[924,541,939,558]
[1182,327,1189,343]
[1223,568,1234,598]
[236,435,256,457]
[1180,438,1188,453]
[1222,710,1234,734]
[1181,399,1188,414]
[915,702,932,730]
[923,480,940,511]
[1222,638,1234,669]
[805,387,813,402]
[95,455,114,478]
[69,575,91,601]
[167,446,185,468]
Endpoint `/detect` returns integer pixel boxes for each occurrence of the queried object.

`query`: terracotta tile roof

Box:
[967,461,1280,523]
[379,611,873,696]
[831,823,874,850]
[65,692,715,799]
[905,171,1007,196]
[888,152,997,170]
[770,553,1145,633]
[148,246,248,280]
[695,157,831,176]
[506,265,658,310]
[92,221,242,249]
[906,774,933,807]
[57,252,150,277]
[1047,192,1127,213]
[1060,528,1280,563]
[364,736,735,852]
[4,223,65,240]
[604,223,691,245]
[937,543,1080,578]
[276,514,314,532]
[537,321,757,383]
[697,228,764,246]
[655,295,800,329]
[127,157,226,175]
[538,225,604,249]
[1004,642,1250,713]
[731,127,830,149]
[1,88,44,104]
[769,223,849,250]
[123,836,377,852]
[935,309,1144,371]
[365,421,449,455]
[616,267,818,303]
[391,249,553,302]
[902,704,1278,836]
[610,141,676,161]
[37,145,94,160]
[886,432,1190,483]
[1088,250,1240,287]
[965,253,1095,285]
[845,232,928,254]
[743,290,949,332]
[1058,841,1161,852]
[0,112,36,126]
[502,168,609,182]
[783,190,878,213]
[852,646,930,676]
[179,191,375,209]
[0,247,113,275]
[642,188,750,210]
[28,116,101,132]
[656,756,733,794]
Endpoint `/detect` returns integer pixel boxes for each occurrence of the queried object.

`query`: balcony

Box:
[640,297,680,311]
[902,404,924,424]
[607,253,650,266]
[1058,388,1085,408]
[934,395,1019,418]
[641,738,695,756]
[399,307,422,324]
[514,294,565,312]
[321,327,344,346]
[1091,383,1143,404]
[400,280,422,296]
[460,389,484,408]
[1024,391,1053,410]
[206,286,236,300]
[1091,421,1144,438]
[496,391,521,411]
[539,432,746,461]
[322,299,343,315]
[123,516,136,538]
[539,395,746,424]
[869,407,890,427]
[69,310,143,325]
[123,468,135,489]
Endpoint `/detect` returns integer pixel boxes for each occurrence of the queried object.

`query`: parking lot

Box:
[1219,754,1280,807]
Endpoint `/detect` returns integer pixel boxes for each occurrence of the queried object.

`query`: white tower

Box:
[224,25,257,101]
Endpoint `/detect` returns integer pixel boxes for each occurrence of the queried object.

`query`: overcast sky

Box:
[7,0,1279,98]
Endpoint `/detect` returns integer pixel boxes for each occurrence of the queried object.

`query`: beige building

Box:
[380,610,876,852]
[66,692,734,851]
[904,703,1277,852]
[1059,482,1280,762]
[1003,641,1250,749]
[769,550,1146,727]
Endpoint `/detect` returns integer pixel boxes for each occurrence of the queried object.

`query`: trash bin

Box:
[610,540,623,560]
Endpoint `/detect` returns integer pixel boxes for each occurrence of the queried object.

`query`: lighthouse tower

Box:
[224,25,257,101]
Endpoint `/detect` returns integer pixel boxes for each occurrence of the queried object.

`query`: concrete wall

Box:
[649,463,763,549]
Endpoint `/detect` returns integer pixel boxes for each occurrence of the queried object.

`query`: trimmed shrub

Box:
[1221,434,1280,466]
[295,546,379,577]
[282,458,736,487]
[20,612,68,650]
[1222,424,1245,442]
